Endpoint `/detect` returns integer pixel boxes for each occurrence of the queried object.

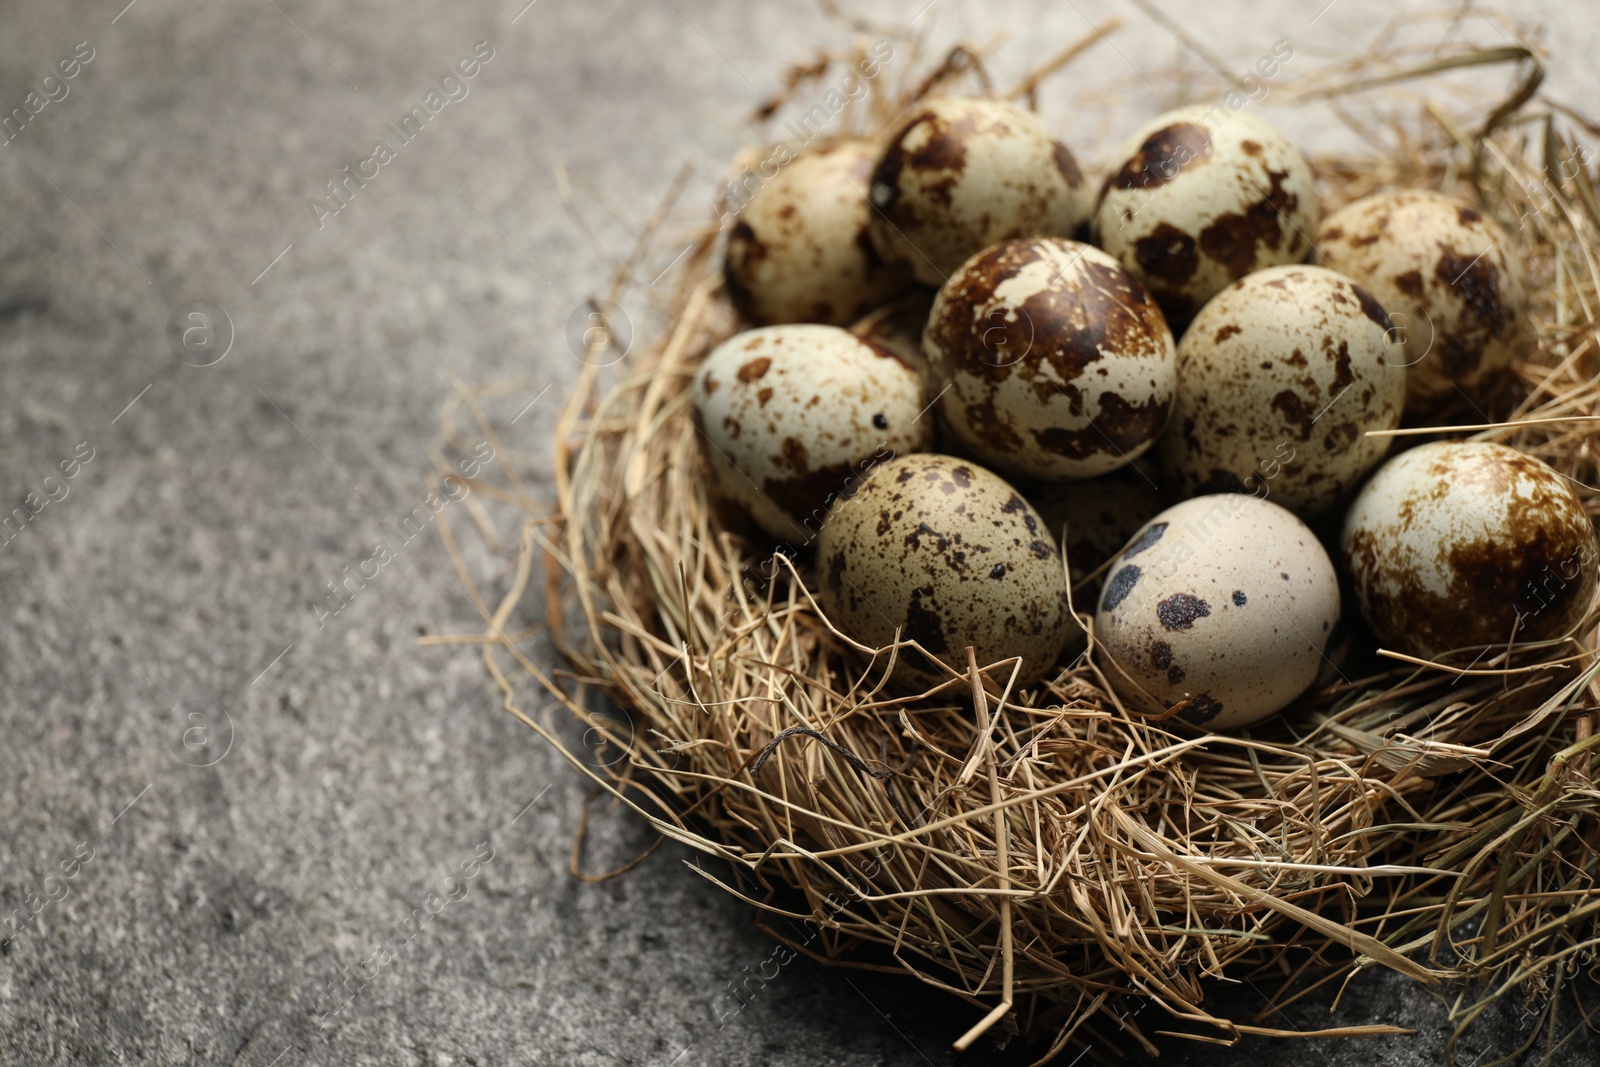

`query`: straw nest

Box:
[435,12,1600,1063]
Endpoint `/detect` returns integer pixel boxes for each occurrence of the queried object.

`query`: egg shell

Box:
[1157,264,1406,518]
[816,453,1078,690]
[723,141,913,327]
[1341,441,1598,658]
[1095,493,1340,729]
[1094,105,1318,320]
[924,238,1177,481]
[693,325,933,543]
[868,97,1092,286]
[1315,190,1527,412]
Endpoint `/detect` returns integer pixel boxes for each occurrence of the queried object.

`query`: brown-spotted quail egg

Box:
[1095,493,1340,729]
[1342,441,1598,659]
[1029,463,1168,582]
[693,324,933,543]
[1316,190,1528,413]
[1158,265,1406,518]
[817,454,1078,690]
[1094,106,1318,320]
[924,237,1176,481]
[868,97,1092,286]
[724,141,913,326]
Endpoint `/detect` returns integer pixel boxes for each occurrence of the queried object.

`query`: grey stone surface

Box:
[2,1,1599,1064]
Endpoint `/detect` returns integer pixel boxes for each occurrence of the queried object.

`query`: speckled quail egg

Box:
[693,324,933,543]
[1095,493,1340,729]
[816,453,1078,690]
[1316,190,1528,413]
[1029,463,1168,581]
[1157,265,1406,518]
[924,237,1176,482]
[1094,106,1318,320]
[723,141,913,327]
[868,97,1093,286]
[848,290,934,372]
[1342,441,1598,659]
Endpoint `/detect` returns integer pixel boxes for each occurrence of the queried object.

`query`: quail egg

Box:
[1094,106,1318,320]
[816,453,1078,690]
[1316,189,1528,412]
[868,97,1093,285]
[1158,265,1406,517]
[1342,441,1598,658]
[1095,493,1340,729]
[693,324,932,543]
[724,141,913,326]
[924,237,1177,481]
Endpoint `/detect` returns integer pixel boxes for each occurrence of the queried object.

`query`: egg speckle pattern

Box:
[868,97,1092,286]
[1158,265,1406,517]
[1342,441,1598,658]
[1094,106,1318,321]
[1316,189,1527,412]
[816,454,1077,689]
[723,141,912,327]
[1095,494,1340,729]
[924,238,1177,481]
[693,325,933,543]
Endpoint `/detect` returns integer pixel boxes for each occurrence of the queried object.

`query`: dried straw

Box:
[433,14,1600,1064]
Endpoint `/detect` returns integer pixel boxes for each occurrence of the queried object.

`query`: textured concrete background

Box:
[3,1,1600,1064]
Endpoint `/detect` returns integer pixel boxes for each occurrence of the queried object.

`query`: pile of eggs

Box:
[692,95,1596,730]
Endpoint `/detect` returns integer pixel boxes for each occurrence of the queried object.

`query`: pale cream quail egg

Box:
[924,237,1176,482]
[693,324,932,543]
[816,453,1078,690]
[724,140,913,326]
[1094,106,1318,320]
[1316,189,1527,412]
[1342,441,1598,658]
[868,97,1093,286]
[1157,265,1406,517]
[1095,493,1340,729]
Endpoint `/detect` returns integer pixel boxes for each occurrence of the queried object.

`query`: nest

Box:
[434,12,1600,1063]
